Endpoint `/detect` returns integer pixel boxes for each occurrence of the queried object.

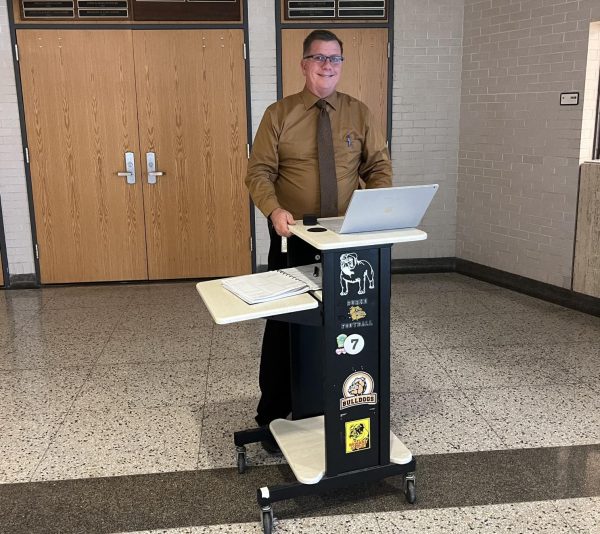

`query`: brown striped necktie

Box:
[316,99,338,217]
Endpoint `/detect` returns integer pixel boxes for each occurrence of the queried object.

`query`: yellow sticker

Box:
[345,418,370,453]
[348,305,367,321]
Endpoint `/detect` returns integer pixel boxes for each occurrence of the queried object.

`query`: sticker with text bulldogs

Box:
[340,371,378,410]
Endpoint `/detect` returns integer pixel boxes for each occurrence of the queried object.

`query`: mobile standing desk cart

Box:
[196,224,427,534]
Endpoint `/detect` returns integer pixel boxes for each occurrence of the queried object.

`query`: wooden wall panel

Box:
[133,29,251,279]
[573,163,600,297]
[281,28,388,136]
[18,30,148,284]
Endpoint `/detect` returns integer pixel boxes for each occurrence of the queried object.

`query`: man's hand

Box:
[270,208,295,237]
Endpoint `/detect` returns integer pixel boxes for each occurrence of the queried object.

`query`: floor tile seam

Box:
[427,340,600,354]
[41,301,135,310]
[453,501,580,530]
[391,286,492,293]
[410,340,594,351]
[196,326,215,467]
[481,306,569,316]
[0,363,97,373]
[93,357,213,368]
[418,345,466,391]
[547,499,584,534]
[86,309,131,371]
[26,312,129,482]
[26,364,99,483]
[390,314,422,339]
[85,357,210,370]
[0,362,96,376]
[445,381,588,395]
[453,387,512,450]
[581,380,600,396]
[453,383,599,394]
[39,401,206,416]
[364,512,386,533]
[392,312,500,320]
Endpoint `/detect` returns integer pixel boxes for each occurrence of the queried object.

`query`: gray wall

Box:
[457,0,600,288]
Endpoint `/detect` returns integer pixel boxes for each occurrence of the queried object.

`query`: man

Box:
[245,30,392,450]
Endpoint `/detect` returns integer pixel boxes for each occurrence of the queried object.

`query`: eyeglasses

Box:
[303,54,344,65]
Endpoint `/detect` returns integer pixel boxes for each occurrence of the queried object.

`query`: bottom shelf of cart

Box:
[269,415,412,485]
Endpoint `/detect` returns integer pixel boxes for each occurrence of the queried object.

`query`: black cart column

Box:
[322,245,392,476]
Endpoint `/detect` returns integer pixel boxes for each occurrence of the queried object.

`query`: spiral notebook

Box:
[221,264,321,305]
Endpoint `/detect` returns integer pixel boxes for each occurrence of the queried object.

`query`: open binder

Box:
[221,264,321,305]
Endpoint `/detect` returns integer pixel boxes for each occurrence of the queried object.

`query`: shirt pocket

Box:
[336,127,363,179]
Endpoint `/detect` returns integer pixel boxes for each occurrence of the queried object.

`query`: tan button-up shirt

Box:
[245,88,392,220]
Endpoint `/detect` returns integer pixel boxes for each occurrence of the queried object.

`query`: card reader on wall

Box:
[560,92,579,105]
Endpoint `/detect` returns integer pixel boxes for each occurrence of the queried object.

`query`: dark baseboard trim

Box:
[7,273,38,289]
[456,259,600,317]
[7,260,599,317]
[391,257,456,274]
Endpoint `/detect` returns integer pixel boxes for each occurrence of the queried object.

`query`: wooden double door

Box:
[17,29,251,284]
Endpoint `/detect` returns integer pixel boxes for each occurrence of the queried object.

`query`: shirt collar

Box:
[300,87,338,111]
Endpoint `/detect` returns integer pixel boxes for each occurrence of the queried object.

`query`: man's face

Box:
[301,39,343,99]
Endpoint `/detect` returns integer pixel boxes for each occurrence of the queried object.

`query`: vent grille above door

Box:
[77,0,128,17]
[338,0,385,18]
[285,0,386,20]
[22,0,75,18]
[22,0,129,18]
[288,1,334,19]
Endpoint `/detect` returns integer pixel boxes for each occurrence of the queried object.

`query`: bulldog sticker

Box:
[339,253,375,296]
[340,371,378,410]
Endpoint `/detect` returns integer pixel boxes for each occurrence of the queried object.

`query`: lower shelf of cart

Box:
[269,415,413,485]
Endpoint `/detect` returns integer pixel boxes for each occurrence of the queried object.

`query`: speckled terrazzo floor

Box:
[0,273,599,533]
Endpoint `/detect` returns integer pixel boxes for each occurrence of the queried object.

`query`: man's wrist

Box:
[268,207,284,221]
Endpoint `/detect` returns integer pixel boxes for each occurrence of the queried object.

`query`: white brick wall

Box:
[391,0,464,260]
[247,0,276,268]
[457,0,598,288]
[0,0,34,278]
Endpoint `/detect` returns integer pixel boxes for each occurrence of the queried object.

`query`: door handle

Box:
[146,152,165,185]
[116,152,136,184]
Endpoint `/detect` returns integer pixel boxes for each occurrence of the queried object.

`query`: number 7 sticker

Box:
[344,333,365,355]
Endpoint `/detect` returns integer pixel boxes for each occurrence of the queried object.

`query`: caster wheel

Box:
[236,446,247,474]
[261,507,273,534]
[404,475,416,504]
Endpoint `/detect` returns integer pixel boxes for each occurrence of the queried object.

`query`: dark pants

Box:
[255,223,319,427]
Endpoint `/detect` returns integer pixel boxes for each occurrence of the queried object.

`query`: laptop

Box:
[318,184,438,234]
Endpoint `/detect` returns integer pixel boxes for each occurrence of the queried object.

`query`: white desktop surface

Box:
[288,223,427,250]
[196,279,318,325]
